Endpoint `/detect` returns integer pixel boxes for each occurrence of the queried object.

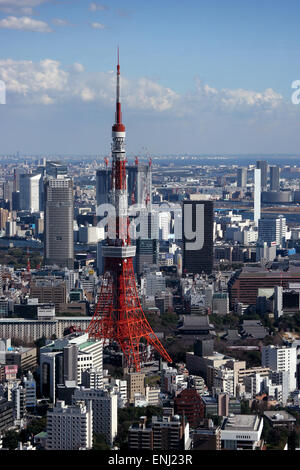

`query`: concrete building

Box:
[125,372,146,404]
[213,367,235,396]
[81,368,103,390]
[0,316,93,342]
[145,271,166,296]
[30,280,67,313]
[46,400,93,450]
[262,345,297,394]
[40,334,103,402]
[11,384,26,422]
[192,420,221,450]
[73,387,118,446]
[23,371,37,408]
[221,414,264,450]
[44,177,74,269]
[128,415,190,451]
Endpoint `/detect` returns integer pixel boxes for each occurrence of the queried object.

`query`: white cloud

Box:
[71,62,85,73]
[0,58,287,118]
[80,87,95,102]
[91,21,106,30]
[0,15,52,32]
[89,2,108,12]
[0,0,48,15]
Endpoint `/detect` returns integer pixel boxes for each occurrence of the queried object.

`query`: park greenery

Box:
[0,247,42,269]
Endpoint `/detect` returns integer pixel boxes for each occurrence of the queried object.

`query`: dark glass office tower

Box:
[256,161,268,190]
[270,165,280,191]
[44,178,74,269]
[183,200,214,275]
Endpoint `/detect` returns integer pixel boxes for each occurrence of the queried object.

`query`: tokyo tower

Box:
[86,51,172,372]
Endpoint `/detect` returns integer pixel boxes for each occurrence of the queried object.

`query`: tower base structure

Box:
[86,256,172,372]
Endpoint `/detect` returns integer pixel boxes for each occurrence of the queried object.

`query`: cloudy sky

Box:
[0,0,300,156]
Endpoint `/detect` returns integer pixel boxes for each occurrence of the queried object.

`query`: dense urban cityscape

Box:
[2,127,300,452]
[1,0,300,460]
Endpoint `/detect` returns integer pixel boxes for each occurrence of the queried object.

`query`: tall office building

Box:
[96,164,151,208]
[236,168,247,189]
[44,178,74,269]
[136,239,159,275]
[258,215,286,246]
[261,345,297,393]
[96,168,111,206]
[183,200,214,275]
[254,169,261,227]
[256,161,268,190]
[46,400,93,450]
[270,165,280,191]
[19,173,42,213]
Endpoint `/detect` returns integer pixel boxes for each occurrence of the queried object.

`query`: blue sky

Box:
[0,0,300,155]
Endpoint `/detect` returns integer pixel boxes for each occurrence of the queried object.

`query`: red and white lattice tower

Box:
[86,50,172,372]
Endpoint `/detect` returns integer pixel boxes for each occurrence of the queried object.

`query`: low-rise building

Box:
[221,414,264,450]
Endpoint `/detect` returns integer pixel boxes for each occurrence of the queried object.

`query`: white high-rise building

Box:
[46,400,93,450]
[274,285,283,320]
[159,211,171,241]
[261,345,297,393]
[19,173,42,213]
[254,169,261,226]
[73,388,118,446]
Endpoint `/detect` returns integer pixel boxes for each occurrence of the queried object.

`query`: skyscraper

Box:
[270,165,280,191]
[254,168,261,226]
[182,200,214,275]
[44,178,74,269]
[236,168,247,189]
[256,161,268,190]
[19,173,42,213]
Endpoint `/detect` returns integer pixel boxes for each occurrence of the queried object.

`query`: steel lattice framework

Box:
[86,51,172,372]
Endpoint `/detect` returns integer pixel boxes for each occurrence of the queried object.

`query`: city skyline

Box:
[1,0,300,155]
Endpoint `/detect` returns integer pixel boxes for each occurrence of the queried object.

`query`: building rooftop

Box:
[222,414,261,431]
[264,411,296,423]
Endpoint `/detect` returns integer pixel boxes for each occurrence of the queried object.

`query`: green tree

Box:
[3,430,19,450]
[93,433,110,450]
